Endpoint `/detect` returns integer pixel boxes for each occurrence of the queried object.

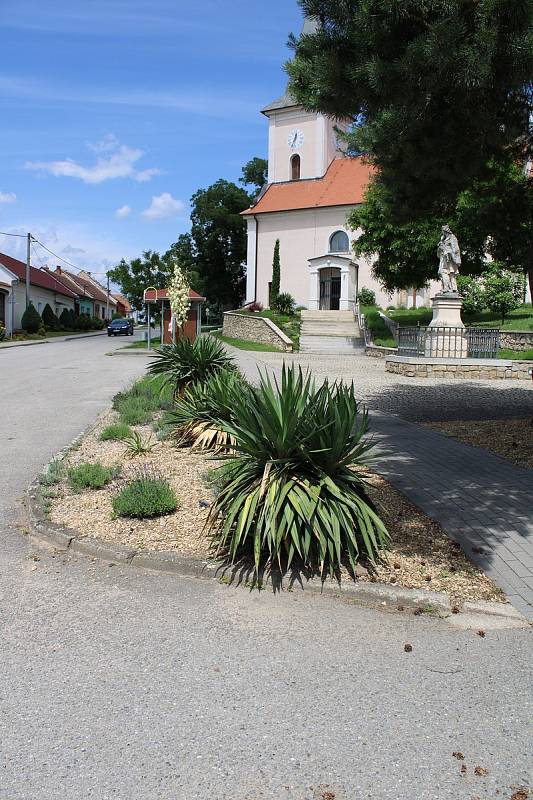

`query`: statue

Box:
[437,224,461,293]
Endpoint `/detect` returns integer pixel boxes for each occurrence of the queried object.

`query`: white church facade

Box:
[243,56,438,311]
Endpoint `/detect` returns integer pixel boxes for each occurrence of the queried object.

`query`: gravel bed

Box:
[425,418,533,470]
[48,410,502,602]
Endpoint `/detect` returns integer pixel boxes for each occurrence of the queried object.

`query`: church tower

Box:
[261,18,347,184]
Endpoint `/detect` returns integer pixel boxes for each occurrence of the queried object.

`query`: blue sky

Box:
[0,0,303,282]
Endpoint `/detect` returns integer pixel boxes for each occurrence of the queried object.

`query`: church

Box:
[243,21,437,312]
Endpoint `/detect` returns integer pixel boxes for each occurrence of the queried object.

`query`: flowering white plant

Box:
[167,261,191,330]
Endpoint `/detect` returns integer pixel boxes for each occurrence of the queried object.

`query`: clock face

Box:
[287,128,304,149]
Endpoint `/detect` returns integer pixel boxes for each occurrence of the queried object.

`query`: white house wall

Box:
[12,284,75,329]
[254,206,394,309]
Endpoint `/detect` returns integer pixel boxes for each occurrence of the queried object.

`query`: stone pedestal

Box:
[425,292,468,357]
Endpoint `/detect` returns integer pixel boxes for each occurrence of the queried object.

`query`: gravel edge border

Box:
[23,449,528,629]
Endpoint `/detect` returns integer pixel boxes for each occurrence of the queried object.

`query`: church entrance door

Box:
[319,268,341,310]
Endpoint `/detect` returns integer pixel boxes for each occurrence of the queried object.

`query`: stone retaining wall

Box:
[386,355,533,380]
[365,345,398,359]
[222,312,293,352]
[499,330,533,351]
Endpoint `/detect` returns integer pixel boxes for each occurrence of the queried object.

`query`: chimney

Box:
[55,265,62,275]
[42,266,50,271]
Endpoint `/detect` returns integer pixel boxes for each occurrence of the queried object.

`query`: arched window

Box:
[290,154,301,181]
[329,230,350,253]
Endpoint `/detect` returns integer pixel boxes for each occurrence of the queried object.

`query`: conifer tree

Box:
[271,239,281,305]
[21,303,42,334]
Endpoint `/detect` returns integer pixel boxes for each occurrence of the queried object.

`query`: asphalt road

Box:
[0,337,531,800]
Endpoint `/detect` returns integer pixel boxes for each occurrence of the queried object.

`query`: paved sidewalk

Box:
[230,346,533,620]
[370,413,533,620]
[0,330,107,349]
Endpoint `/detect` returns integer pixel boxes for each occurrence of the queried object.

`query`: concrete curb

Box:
[23,471,528,629]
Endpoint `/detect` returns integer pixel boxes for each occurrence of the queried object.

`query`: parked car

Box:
[107,318,134,336]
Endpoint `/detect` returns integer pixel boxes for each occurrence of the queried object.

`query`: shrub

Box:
[166,369,249,451]
[90,316,105,330]
[147,336,234,396]
[206,365,389,576]
[21,303,42,334]
[483,262,525,323]
[40,459,65,486]
[113,375,172,424]
[112,470,177,518]
[0,324,6,342]
[272,292,296,316]
[77,314,91,331]
[456,275,485,314]
[100,422,133,441]
[68,309,78,329]
[247,301,263,313]
[357,287,376,306]
[42,303,60,330]
[59,308,73,330]
[68,462,115,492]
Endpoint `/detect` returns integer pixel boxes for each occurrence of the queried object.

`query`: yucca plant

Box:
[120,430,157,457]
[165,369,249,452]
[206,365,389,576]
[146,336,234,397]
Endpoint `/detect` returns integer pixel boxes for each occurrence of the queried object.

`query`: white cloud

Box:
[0,192,16,204]
[141,193,184,221]
[25,137,161,185]
[115,204,132,219]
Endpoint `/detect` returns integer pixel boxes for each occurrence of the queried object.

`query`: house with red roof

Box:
[112,293,132,317]
[242,19,439,311]
[0,252,78,334]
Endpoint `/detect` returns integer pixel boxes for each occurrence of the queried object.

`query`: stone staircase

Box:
[299,310,364,354]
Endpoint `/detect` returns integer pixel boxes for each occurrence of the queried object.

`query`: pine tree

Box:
[271,239,281,306]
[21,303,42,334]
[42,303,59,330]
[59,308,72,329]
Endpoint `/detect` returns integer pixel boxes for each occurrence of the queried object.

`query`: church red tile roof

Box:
[242,156,375,216]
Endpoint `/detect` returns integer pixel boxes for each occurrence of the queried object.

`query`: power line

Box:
[31,237,86,273]
[31,237,112,278]
[0,230,27,238]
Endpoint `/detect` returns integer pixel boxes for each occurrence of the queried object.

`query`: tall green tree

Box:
[240,157,268,193]
[188,179,251,308]
[271,239,281,304]
[352,158,533,294]
[108,250,173,311]
[164,233,205,297]
[287,1,532,220]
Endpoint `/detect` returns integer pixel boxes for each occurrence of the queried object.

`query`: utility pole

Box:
[106,272,110,321]
[26,233,31,309]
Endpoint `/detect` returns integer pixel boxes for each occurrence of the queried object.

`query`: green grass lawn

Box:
[212,331,282,352]
[386,303,533,331]
[233,308,301,349]
[1,329,105,345]
[498,348,533,360]
[123,336,161,350]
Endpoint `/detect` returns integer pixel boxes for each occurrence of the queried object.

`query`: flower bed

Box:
[44,410,502,603]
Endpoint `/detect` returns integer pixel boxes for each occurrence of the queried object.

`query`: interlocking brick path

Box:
[370,412,533,620]
[230,347,533,619]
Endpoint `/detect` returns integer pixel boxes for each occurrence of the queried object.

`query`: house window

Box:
[38,302,43,314]
[290,154,301,181]
[329,230,350,253]
[0,292,5,325]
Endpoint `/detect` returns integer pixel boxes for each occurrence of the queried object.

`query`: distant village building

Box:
[243,19,439,311]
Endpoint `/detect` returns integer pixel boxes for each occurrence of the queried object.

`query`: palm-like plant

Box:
[166,369,249,452]
[147,336,234,397]
[206,366,389,576]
